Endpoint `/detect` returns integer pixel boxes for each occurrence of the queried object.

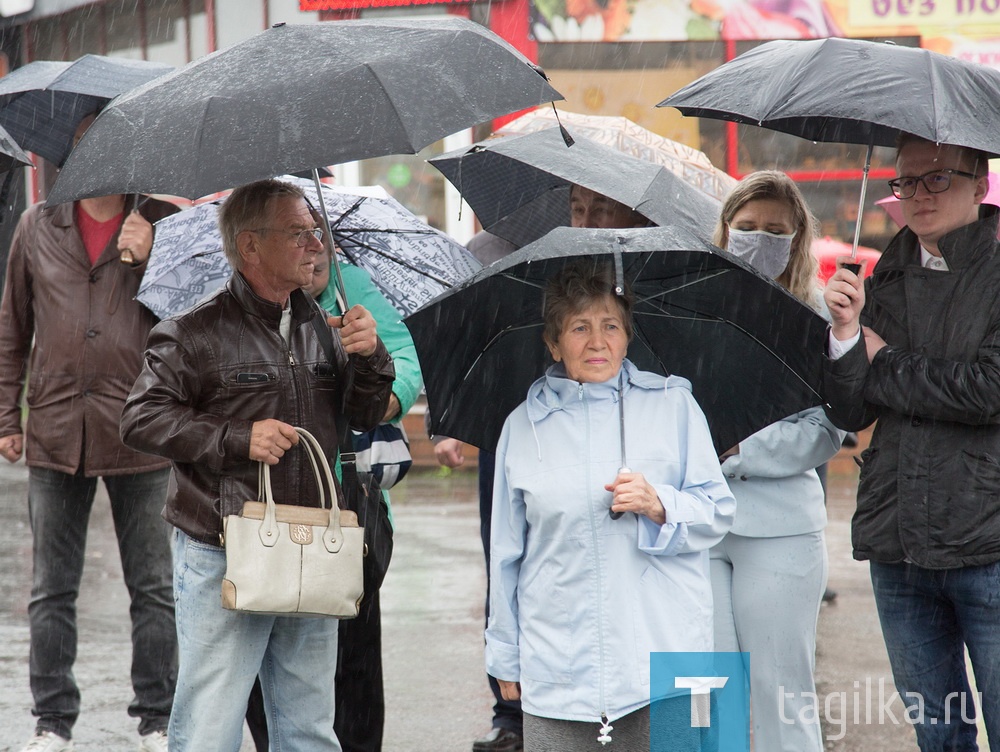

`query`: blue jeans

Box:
[170,531,342,752]
[27,467,175,739]
[870,561,1000,752]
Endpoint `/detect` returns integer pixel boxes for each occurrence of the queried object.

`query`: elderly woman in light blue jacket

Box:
[712,171,846,752]
[486,260,735,751]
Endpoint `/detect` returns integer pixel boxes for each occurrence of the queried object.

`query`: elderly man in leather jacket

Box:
[824,135,1000,750]
[121,179,394,752]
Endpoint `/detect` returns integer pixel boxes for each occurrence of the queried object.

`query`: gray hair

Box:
[218,179,305,270]
[542,259,634,347]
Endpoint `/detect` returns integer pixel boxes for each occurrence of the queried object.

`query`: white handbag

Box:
[221,427,364,618]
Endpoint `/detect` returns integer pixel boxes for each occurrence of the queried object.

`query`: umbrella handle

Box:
[119,194,141,265]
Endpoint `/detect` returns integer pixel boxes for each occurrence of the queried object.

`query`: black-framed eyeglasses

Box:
[250,227,323,247]
[887,169,978,200]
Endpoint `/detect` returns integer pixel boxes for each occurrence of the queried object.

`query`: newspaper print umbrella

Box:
[138,177,480,319]
[0,55,172,166]
[497,109,737,202]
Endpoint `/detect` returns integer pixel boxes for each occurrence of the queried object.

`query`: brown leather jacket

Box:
[0,198,178,476]
[121,272,395,545]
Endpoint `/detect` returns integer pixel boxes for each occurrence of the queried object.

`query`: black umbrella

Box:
[46,18,562,205]
[406,225,828,454]
[658,37,1000,257]
[430,126,721,247]
[0,55,173,167]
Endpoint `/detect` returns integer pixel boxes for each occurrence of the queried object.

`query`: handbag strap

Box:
[259,427,346,553]
[309,308,361,489]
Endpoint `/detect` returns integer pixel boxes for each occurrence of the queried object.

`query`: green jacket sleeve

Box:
[317,261,423,420]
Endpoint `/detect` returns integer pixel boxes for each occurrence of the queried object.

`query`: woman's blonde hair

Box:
[713,170,819,306]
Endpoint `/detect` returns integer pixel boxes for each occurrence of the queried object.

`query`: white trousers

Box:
[710,531,827,752]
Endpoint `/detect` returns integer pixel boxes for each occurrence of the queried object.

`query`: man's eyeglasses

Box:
[250,227,324,247]
[887,169,978,200]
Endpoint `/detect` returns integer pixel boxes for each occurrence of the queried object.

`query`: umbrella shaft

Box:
[850,142,874,260]
[312,168,351,311]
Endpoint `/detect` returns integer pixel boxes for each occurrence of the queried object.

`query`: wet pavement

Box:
[0,460,987,751]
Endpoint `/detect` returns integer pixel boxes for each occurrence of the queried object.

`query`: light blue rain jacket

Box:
[486,359,736,723]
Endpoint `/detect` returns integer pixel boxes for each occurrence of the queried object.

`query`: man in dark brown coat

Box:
[0,167,179,751]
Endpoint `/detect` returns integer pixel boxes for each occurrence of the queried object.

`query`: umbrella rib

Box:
[637,307,823,400]
[438,321,543,425]
[334,231,455,287]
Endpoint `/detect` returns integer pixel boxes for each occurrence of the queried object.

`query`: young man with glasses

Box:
[823,134,999,750]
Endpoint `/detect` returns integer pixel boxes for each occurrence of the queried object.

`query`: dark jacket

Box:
[824,205,1000,569]
[121,272,395,545]
[0,198,178,476]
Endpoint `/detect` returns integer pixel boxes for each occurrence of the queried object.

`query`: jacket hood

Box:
[874,204,1000,274]
[525,358,692,425]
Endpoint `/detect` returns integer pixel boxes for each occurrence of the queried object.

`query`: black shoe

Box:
[472,727,523,752]
[823,587,838,603]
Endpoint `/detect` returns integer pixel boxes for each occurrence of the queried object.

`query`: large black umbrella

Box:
[46,18,562,205]
[0,55,173,167]
[659,37,1000,256]
[406,225,828,454]
[430,126,721,247]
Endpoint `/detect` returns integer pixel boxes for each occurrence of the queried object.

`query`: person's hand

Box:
[497,679,521,701]
[329,304,377,357]
[117,210,154,264]
[824,257,867,342]
[249,419,299,465]
[434,438,465,469]
[383,393,401,422]
[605,471,665,525]
[718,445,739,462]
[863,326,888,363]
[0,433,23,463]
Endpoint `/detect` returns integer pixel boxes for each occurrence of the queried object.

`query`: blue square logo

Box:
[650,652,750,752]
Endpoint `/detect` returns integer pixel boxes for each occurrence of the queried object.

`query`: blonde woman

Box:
[711,171,846,752]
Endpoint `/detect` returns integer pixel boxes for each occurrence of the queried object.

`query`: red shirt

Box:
[75,204,123,265]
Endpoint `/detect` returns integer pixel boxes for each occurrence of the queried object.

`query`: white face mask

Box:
[726,228,795,279]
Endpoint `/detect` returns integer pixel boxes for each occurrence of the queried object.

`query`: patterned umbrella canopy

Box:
[139,177,480,319]
[498,109,736,202]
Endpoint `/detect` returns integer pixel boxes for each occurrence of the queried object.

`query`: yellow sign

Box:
[545,68,704,150]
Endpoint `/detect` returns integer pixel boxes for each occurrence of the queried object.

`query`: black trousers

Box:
[245,588,384,752]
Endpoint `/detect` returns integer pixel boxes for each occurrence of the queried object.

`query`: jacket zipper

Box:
[581,383,611,730]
